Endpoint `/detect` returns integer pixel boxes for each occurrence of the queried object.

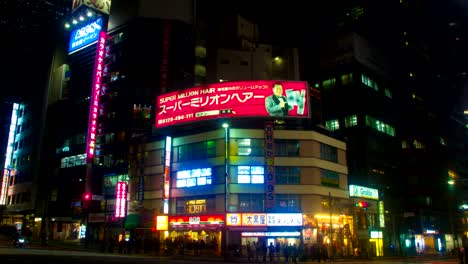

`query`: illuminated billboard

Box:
[68,17,103,54]
[115,182,127,218]
[72,0,112,15]
[156,80,309,128]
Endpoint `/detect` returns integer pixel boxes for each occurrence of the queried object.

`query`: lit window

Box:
[237,166,264,184]
[176,168,213,188]
[344,115,357,127]
[325,119,340,131]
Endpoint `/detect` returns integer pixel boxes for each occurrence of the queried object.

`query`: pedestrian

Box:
[283,243,290,264]
[247,242,254,263]
[268,242,275,263]
[291,244,297,264]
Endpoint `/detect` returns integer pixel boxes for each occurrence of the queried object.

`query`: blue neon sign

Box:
[68,17,103,54]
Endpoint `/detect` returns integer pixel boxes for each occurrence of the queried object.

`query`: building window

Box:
[240,60,249,66]
[365,115,395,137]
[344,115,357,127]
[239,194,264,212]
[322,78,336,90]
[276,167,300,184]
[325,119,340,131]
[275,139,299,157]
[320,143,337,163]
[276,194,301,212]
[320,169,339,188]
[176,167,213,188]
[220,59,230,64]
[237,166,264,184]
[413,140,425,149]
[341,73,353,85]
[384,88,392,99]
[177,140,217,162]
[361,74,379,91]
[235,138,264,156]
[186,199,207,214]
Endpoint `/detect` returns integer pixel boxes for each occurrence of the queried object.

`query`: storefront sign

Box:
[114,181,127,218]
[156,215,168,231]
[226,213,242,226]
[349,185,379,200]
[242,213,267,226]
[241,231,300,237]
[169,215,225,226]
[163,136,172,214]
[267,213,302,226]
[226,213,302,226]
[265,122,275,210]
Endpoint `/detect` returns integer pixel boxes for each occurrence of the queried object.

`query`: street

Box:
[0,247,458,264]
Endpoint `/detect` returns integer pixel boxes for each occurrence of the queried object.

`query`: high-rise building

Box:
[0,0,70,239]
[40,0,195,243]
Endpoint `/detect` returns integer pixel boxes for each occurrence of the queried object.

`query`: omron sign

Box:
[68,17,103,54]
[349,185,379,200]
[156,80,309,128]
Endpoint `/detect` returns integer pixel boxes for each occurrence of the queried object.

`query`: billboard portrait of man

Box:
[265,82,292,116]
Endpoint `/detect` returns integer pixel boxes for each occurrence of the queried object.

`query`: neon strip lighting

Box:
[0,103,19,205]
[163,136,172,214]
[86,31,106,161]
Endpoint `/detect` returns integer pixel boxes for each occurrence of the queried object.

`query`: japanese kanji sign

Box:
[156,80,309,128]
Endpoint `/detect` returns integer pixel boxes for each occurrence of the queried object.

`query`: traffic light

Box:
[82,193,91,209]
[355,201,368,208]
[83,193,91,201]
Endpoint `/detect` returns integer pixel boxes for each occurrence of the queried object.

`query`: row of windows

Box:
[175,194,301,214]
[61,154,86,168]
[321,73,392,99]
[174,139,322,161]
[365,115,395,136]
[325,115,395,137]
[326,115,358,131]
[173,165,340,187]
[6,191,31,205]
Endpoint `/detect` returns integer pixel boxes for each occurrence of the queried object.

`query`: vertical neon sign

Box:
[115,181,127,218]
[0,103,19,205]
[264,122,275,210]
[163,136,172,214]
[86,31,107,161]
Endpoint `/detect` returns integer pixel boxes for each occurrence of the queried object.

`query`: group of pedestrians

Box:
[246,241,298,264]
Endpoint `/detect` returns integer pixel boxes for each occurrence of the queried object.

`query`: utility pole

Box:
[329,192,333,262]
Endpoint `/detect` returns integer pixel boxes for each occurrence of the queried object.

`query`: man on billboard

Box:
[265,82,292,116]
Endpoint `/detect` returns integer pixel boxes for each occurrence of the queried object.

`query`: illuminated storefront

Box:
[226,213,303,255]
[168,214,225,255]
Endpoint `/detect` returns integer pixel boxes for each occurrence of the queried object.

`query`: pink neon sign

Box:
[115,181,127,218]
[156,80,309,128]
[86,31,106,161]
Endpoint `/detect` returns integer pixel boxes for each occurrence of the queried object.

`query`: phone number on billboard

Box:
[158,113,196,125]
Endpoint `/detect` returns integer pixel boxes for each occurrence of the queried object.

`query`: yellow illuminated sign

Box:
[156,215,168,231]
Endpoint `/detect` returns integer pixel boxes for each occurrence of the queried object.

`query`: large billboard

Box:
[156,80,309,128]
[68,17,103,54]
[72,0,112,15]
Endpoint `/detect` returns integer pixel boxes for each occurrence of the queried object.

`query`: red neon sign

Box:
[169,214,225,225]
[86,31,106,161]
[156,80,309,128]
[115,181,127,218]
